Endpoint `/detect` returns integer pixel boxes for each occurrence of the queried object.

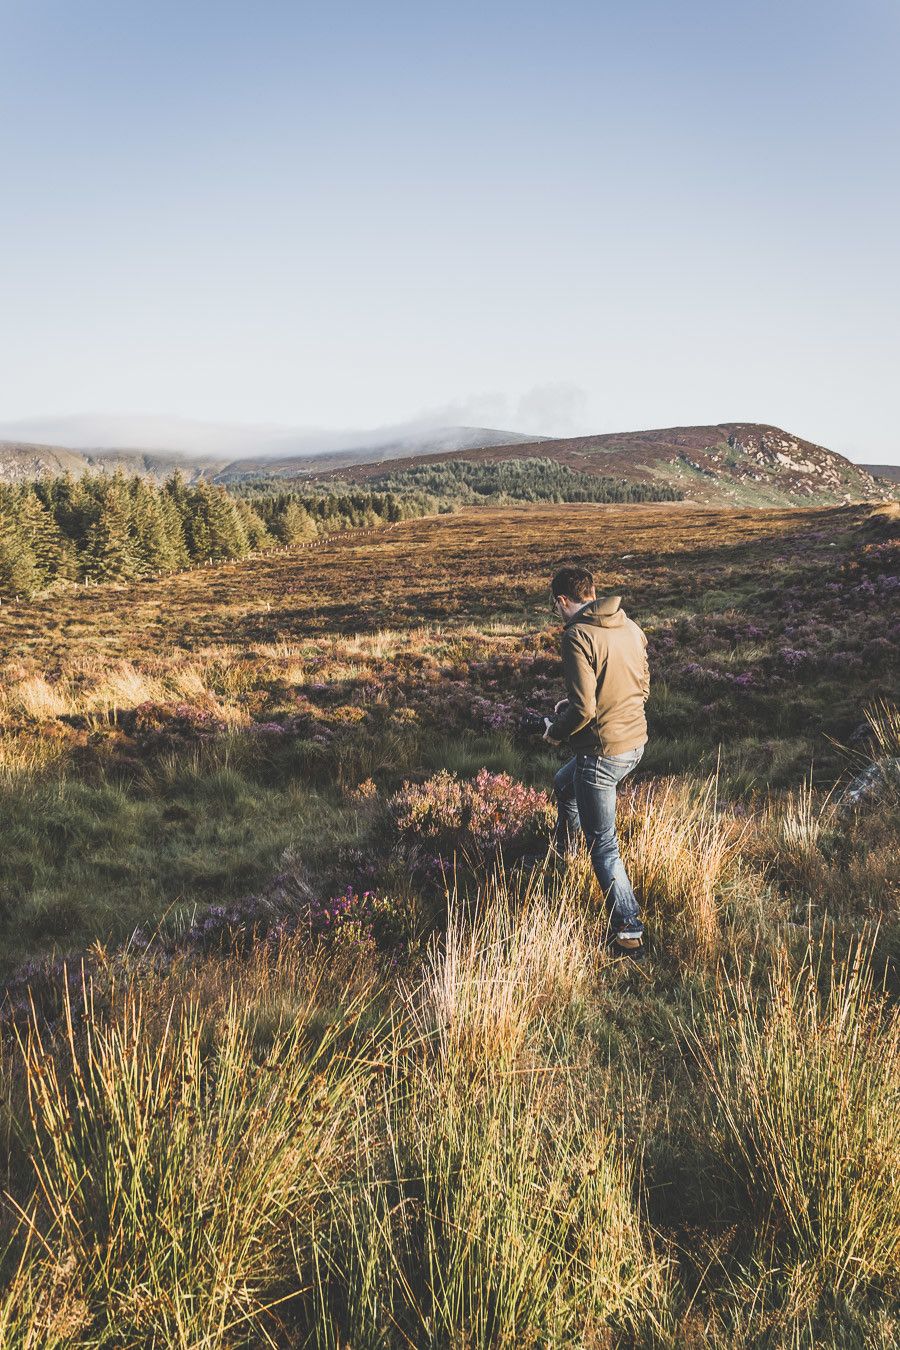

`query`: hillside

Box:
[2,421,893,506]
[862,462,900,484]
[0,426,536,485]
[328,422,891,507]
[0,441,224,484]
[211,425,539,480]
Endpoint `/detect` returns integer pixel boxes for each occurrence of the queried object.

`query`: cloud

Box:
[0,413,376,458]
[0,386,596,458]
[412,383,592,438]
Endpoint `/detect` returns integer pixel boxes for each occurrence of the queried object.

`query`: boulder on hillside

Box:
[839,758,900,810]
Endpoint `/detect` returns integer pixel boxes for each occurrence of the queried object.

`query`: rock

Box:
[839,758,900,810]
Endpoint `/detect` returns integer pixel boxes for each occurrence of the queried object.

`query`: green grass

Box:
[0,752,370,970]
[1,504,898,1344]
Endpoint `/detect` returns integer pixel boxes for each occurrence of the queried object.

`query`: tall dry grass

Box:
[0,735,70,783]
[753,776,837,890]
[5,972,372,1346]
[619,775,745,960]
[865,699,900,759]
[308,1067,670,1347]
[696,939,900,1300]
[412,870,595,1069]
[3,676,74,723]
[306,886,672,1346]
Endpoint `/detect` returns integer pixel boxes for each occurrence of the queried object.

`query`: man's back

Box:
[554,595,649,756]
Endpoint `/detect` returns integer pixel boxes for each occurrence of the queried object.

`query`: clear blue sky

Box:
[2,0,898,460]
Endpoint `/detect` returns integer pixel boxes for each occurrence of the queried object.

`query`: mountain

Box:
[326,423,893,507]
[0,440,90,482]
[0,441,228,484]
[0,421,893,506]
[211,426,539,480]
[861,463,900,484]
[0,426,536,485]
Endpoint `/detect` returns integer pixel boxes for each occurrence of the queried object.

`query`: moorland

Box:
[0,499,898,1346]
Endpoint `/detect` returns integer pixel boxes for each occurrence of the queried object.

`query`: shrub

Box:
[388,768,554,869]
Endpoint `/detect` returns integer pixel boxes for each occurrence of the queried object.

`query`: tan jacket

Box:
[547,596,649,756]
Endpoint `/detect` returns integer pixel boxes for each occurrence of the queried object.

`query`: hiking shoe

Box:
[607,929,647,962]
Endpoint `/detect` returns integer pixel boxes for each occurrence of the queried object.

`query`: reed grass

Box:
[619,775,745,961]
[412,874,595,1070]
[8,971,372,1346]
[695,939,900,1300]
[305,892,672,1346]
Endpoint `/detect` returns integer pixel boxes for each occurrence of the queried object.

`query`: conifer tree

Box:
[275,500,318,545]
[0,506,41,598]
[16,488,71,585]
[163,470,191,522]
[83,474,138,581]
[38,472,94,556]
[185,480,248,561]
[130,478,186,575]
[157,487,191,570]
[234,498,275,551]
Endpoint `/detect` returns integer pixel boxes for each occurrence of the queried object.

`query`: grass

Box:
[306,1053,671,1346]
[695,938,900,1302]
[0,500,897,1345]
[6,963,375,1346]
[617,774,746,962]
[0,752,370,970]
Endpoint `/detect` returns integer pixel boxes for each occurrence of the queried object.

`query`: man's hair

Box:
[551,566,595,602]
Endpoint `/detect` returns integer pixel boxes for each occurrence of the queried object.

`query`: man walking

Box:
[542,566,650,960]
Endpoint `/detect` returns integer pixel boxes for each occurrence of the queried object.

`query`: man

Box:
[542,565,650,960]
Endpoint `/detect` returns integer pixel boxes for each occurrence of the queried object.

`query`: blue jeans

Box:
[553,747,644,935]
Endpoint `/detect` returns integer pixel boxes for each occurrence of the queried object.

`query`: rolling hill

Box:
[0,426,536,486]
[862,463,900,484]
[327,423,892,507]
[0,421,894,507]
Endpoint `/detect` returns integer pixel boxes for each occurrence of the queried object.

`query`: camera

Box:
[519,709,550,736]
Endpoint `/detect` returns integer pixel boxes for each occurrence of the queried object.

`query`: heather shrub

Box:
[387,767,554,870]
[306,886,411,953]
[130,699,229,739]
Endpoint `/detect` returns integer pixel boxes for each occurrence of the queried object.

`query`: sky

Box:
[1,0,899,462]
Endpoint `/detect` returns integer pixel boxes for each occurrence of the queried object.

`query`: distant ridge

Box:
[862,463,900,484]
[326,422,892,508]
[0,422,894,507]
[0,426,537,486]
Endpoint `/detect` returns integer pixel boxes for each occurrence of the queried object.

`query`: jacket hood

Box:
[565,595,626,629]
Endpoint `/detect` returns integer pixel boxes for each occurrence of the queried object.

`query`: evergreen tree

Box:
[83,474,139,581]
[15,488,70,585]
[157,488,191,570]
[38,472,94,556]
[275,500,318,545]
[0,506,41,598]
[130,478,187,575]
[185,480,249,562]
[234,498,275,551]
